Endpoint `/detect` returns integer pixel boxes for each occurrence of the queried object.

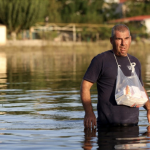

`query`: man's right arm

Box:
[80,79,96,128]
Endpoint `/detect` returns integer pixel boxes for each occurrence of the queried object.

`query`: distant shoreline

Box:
[1,39,150,47]
[1,40,110,47]
[0,40,150,57]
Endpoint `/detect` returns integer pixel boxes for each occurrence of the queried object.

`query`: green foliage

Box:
[0,0,47,33]
[98,27,111,40]
[78,26,111,41]
[124,22,148,40]
[57,0,104,23]
[38,31,58,40]
[125,1,150,17]
[1,0,150,40]
[103,3,121,21]
[46,0,62,23]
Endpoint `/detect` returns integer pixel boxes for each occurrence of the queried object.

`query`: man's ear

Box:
[110,37,113,44]
[129,35,132,45]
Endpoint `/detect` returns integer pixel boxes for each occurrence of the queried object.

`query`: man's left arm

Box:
[143,88,150,124]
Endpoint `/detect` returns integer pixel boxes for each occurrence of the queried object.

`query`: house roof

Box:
[109,15,150,23]
[105,0,127,3]
[120,0,127,3]
[106,0,148,3]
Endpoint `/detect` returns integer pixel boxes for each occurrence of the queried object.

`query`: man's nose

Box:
[121,39,125,45]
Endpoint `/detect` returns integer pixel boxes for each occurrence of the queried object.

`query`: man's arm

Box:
[80,79,96,128]
[143,88,150,123]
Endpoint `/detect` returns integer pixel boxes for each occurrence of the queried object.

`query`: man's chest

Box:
[99,59,139,81]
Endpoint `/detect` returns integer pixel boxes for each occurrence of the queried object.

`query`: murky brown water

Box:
[0,46,149,149]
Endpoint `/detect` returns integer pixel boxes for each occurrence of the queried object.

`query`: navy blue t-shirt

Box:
[83,50,142,125]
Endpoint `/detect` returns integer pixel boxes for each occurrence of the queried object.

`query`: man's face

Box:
[110,29,131,57]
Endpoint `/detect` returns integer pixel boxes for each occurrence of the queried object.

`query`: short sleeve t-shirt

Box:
[83,50,142,125]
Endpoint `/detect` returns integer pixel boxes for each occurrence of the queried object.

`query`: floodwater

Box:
[0,47,150,150]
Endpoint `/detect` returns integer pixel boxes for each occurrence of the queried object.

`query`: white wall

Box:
[145,19,150,34]
[0,25,6,45]
[104,0,119,3]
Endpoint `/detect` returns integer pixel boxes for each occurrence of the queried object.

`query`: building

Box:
[105,0,149,3]
[109,15,150,33]
[104,0,150,3]
[0,25,6,45]
[104,0,127,3]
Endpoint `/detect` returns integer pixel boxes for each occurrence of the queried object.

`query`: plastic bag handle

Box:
[113,53,134,73]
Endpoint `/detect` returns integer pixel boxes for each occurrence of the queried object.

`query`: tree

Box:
[103,3,121,22]
[125,1,150,17]
[0,0,47,39]
[57,0,104,23]
[46,0,62,23]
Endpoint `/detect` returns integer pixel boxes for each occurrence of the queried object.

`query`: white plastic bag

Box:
[115,57,148,107]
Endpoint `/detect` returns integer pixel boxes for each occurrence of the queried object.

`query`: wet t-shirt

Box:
[83,50,142,125]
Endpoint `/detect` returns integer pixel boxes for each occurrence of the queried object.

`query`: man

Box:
[80,24,150,128]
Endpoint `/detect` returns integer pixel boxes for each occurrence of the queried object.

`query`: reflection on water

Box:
[83,126,150,150]
[0,52,7,89]
[0,48,149,149]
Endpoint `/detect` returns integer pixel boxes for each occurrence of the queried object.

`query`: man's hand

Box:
[131,103,140,108]
[144,100,150,123]
[84,112,96,128]
[80,80,96,128]
[147,110,150,124]
[143,87,150,123]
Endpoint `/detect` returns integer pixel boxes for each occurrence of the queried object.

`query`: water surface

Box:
[0,47,149,149]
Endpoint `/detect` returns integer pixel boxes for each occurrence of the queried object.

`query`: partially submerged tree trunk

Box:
[11,32,16,41]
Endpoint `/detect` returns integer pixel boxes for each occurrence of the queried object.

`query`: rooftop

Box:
[109,15,150,23]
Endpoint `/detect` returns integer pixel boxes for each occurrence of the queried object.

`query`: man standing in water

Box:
[80,24,150,128]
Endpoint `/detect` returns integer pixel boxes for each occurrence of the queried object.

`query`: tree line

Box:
[0,0,150,40]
